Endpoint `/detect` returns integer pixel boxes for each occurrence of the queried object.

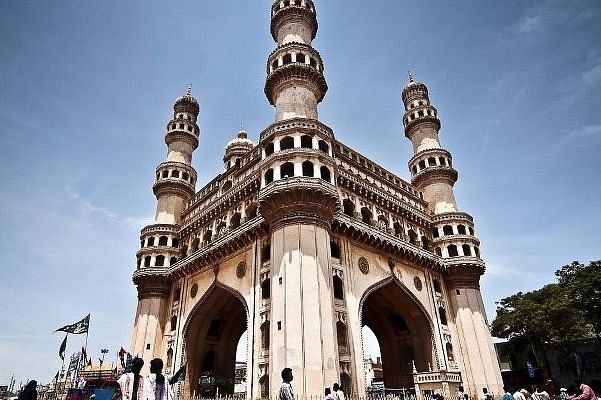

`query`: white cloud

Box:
[567,123,601,139]
[582,64,601,86]
[515,15,542,34]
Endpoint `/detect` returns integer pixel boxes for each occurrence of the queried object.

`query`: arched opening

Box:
[172,238,179,248]
[342,199,355,217]
[300,135,312,148]
[435,247,442,256]
[336,321,348,348]
[421,236,431,250]
[474,246,480,257]
[302,160,314,177]
[393,222,404,239]
[191,238,200,253]
[170,315,177,331]
[439,307,448,325]
[184,285,248,397]
[144,256,151,268]
[282,53,292,65]
[333,275,344,300]
[265,168,274,184]
[265,142,275,156]
[377,215,388,231]
[222,180,233,192]
[155,255,165,267]
[433,280,442,294]
[443,225,453,236]
[457,225,466,235]
[261,243,271,263]
[261,278,271,300]
[330,241,341,259]
[296,53,306,64]
[147,237,155,246]
[203,230,213,244]
[230,212,241,229]
[172,170,180,178]
[408,229,418,245]
[427,157,436,167]
[246,203,258,220]
[158,236,168,246]
[432,228,439,238]
[318,139,329,153]
[320,166,331,182]
[261,321,270,350]
[361,207,373,225]
[280,162,294,178]
[362,281,434,391]
[170,257,177,266]
[166,348,174,373]
[462,244,472,256]
[447,244,458,257]
[279,136,294,150]
[446,343,454,363]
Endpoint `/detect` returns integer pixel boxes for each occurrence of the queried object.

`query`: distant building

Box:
[364,356,383,388]
[127,1,503,398]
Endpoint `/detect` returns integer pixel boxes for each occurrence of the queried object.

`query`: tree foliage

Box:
[555,260,601,338]
[491,283,591,352]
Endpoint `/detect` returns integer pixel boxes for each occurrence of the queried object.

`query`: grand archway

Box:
[361,279,435,391]
[184,284,248,397]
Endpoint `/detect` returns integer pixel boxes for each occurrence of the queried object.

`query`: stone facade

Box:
[128,1,504,398]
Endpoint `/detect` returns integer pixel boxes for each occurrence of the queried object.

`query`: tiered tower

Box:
[128,2,504,398]
[131,89,200,361]
[259,0,341,394]
[402,75,503,391]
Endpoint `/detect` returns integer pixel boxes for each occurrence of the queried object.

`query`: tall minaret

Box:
[264,0,327,121]
[131,89,200,363]
[402,76,503,393]
[259,1,340,397]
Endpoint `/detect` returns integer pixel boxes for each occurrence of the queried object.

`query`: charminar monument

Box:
[128,1,504,398]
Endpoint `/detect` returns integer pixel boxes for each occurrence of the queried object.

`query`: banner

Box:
[55,314,90,334]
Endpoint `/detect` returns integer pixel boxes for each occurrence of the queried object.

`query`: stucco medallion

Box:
[236,261,247,278]
[358,257,369,274]
[414,276,423,291]
[190,283,198,298]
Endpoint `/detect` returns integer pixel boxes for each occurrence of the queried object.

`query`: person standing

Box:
[458,386,468,400]
[503,388,514,400]
[144,358,172,400]
[18,380,37,400]
[278,368,294,400]
[118,357,145,400]
[333,383,346,400]
[532,386,551,400]
[514,389,527,400]
[482,388,493,400]
[324,387,333,400]
[569,379,597,400]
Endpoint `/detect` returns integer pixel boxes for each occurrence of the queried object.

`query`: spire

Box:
[408,71,414,82]
[186,84,192,96]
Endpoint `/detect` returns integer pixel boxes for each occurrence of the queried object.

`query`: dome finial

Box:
[187,84,192,96]
[408,71,414,82]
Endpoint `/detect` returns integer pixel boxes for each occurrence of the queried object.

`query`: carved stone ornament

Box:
[358,257,369,274]
[190,283,198,298]
[414,276,423,291]
[236,261,247,278]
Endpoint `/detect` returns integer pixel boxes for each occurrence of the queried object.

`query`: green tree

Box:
[491,283,591,379]
[556,260,601,340]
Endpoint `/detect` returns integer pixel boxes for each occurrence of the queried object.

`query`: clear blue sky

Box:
[1,0,600,387]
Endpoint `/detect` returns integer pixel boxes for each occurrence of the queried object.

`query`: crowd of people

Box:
[498,379,598,400]
[117,357,173,400]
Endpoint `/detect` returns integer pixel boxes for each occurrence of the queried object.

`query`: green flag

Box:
[55,314,90,334]
[59,334,67,360]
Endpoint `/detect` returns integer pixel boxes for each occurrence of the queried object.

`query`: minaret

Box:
[258,1,340,396]
[264,0,327,121]
[402,76,503,392]
[131,88,200,363]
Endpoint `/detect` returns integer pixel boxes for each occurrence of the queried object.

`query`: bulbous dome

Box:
[174,87,200,115]
[224,130,254,160]
[402,73,429,105]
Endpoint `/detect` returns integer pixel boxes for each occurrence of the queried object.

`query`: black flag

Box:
[59,334,67,360]
[169,363,187,385]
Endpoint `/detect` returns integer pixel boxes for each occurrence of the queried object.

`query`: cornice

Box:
[259,117,334,143]
[265,64,328,105]
[170,217,269,280]
[332,213,445,272]
[179,176,261,236]
[411,166,458,188]
[270,3,318,42]
[337,171,432,226]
